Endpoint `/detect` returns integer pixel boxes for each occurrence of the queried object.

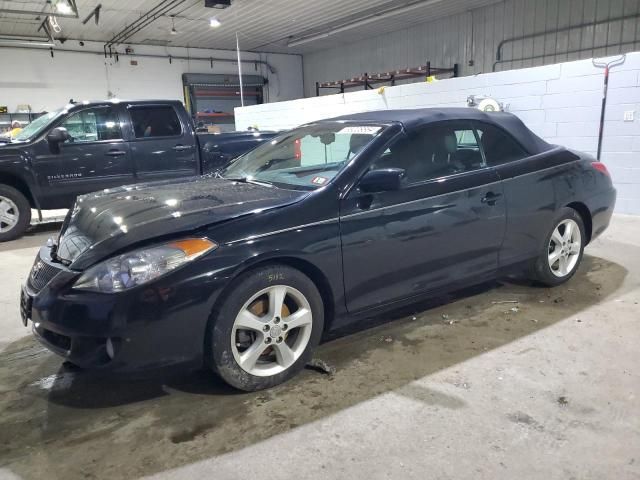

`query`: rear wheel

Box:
[531,207,585,286]
[0,185,31,242]
[208,264,324,391]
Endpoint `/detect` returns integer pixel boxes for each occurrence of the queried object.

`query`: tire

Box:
[207,264,324,391]
[0,185,31,242]
[531,207,586,287]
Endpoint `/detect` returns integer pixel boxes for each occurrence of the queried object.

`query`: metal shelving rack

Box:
[0,111,43,131]
[315,61,459,96]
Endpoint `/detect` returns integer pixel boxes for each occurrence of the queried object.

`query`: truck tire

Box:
[0,185,31,242]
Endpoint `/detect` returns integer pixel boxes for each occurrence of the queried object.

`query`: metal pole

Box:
[592,55,625,161]
[236,32,245,107]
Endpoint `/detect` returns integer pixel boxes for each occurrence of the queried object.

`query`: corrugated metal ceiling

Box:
[0,0,501,53]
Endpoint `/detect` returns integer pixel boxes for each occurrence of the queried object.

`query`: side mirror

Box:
[46,127,69,145]
[359,168,405,193]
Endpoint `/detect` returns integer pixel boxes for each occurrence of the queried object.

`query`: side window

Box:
[61,107,121,143]
[373,123,486,184]
[129,106,182,138]
[475,123,529,166]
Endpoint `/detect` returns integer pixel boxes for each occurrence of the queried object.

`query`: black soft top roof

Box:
[320,107,553,154]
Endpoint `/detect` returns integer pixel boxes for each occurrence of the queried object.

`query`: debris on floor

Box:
[557,396,569,406]
[510,306,520,313]
[441,313,449,320]
[492,300,520,305]
[306,358,336,376]
[380,335,394,343]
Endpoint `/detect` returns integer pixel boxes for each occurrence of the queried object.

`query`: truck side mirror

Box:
[47,127,70,144]
[46,127,69,153]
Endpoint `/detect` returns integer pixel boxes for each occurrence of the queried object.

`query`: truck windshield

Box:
[13,109,65,142]
[222,123,384,190]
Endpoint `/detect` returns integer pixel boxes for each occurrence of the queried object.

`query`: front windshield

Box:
[13,109,65,142]
[222,122,384,190]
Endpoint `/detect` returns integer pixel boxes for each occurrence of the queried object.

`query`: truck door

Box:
[126,104,198,182]
[32,105,134,207]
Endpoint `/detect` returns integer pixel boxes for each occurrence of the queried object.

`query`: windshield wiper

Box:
[225,176,273,187]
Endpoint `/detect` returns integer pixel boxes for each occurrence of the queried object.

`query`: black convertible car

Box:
[21,108,616,391]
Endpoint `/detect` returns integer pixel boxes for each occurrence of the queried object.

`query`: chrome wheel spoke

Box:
[548,249,562,266]
[273,341,296,368]
[284,308,312,330]
[235,309,265,332]
[569,242,580,254]
[551,228,563,247]
[268,285,287,317]
[558,255,569,275]
[563,221,573,241]
[238,336,267,371]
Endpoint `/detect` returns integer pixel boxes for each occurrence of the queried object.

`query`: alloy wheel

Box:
[0,196,19,233]
[547,218,581,277]
[231,285,313,377]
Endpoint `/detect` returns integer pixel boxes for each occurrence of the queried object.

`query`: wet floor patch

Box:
[0,256,627,479]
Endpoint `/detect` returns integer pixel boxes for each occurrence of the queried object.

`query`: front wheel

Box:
[208,264,324,391]
[531,207,585,287]
[0,185,31,242]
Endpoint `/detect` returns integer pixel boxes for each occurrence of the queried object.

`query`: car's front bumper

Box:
[21,246,233,371]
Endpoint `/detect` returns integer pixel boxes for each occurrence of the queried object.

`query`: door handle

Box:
[481,191,502,205]
[105,150,127,157]
[172,144,193,151]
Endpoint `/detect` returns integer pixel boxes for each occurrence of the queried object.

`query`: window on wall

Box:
[475,123,529,166]
[61,107,121,143]
[373,122,486,184]
[129,106,182,138]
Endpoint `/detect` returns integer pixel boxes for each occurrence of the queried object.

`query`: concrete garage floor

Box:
[0,216,639,480]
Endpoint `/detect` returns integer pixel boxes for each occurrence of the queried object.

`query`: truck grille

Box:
[29,256,62,291]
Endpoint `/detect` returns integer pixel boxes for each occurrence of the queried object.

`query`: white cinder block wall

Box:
[236,53,640,215]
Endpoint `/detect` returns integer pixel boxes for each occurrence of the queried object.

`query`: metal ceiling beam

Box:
[82,4,101,25]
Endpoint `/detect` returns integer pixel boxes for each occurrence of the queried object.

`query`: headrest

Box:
[443,132,457,154]
[349,134,372,153]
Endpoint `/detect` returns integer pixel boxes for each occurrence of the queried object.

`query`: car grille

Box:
[29,256,62,291]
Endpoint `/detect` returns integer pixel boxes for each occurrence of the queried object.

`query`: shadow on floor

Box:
[0,255,628,479]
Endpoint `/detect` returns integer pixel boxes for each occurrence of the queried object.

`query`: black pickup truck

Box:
[0,99,276,241]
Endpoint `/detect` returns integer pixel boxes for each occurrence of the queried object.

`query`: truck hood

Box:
[57,177,306,269]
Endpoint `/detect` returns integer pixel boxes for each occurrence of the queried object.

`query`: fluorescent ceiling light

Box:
[209,16,221,28]
[288,0,445,47]
[56,1,73,14]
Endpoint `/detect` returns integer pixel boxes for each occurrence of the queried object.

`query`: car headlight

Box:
[73,238,217,293]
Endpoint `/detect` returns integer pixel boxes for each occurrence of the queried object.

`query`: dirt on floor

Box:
[0,253,630,479]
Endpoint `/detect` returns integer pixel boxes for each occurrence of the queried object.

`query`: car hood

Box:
[56,177,306,269]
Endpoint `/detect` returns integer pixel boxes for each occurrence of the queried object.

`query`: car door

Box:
[473,121,552,267]
[32,105,134,207]
[126,104,198,183]
[339,121,506,313]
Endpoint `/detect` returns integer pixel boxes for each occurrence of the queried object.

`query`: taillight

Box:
[591,161,610,176]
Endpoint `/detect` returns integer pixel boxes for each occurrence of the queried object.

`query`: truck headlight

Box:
[73,238,217,293]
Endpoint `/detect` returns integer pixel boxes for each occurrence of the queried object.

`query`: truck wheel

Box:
[207,264,324,391]
[0,185,31,242]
